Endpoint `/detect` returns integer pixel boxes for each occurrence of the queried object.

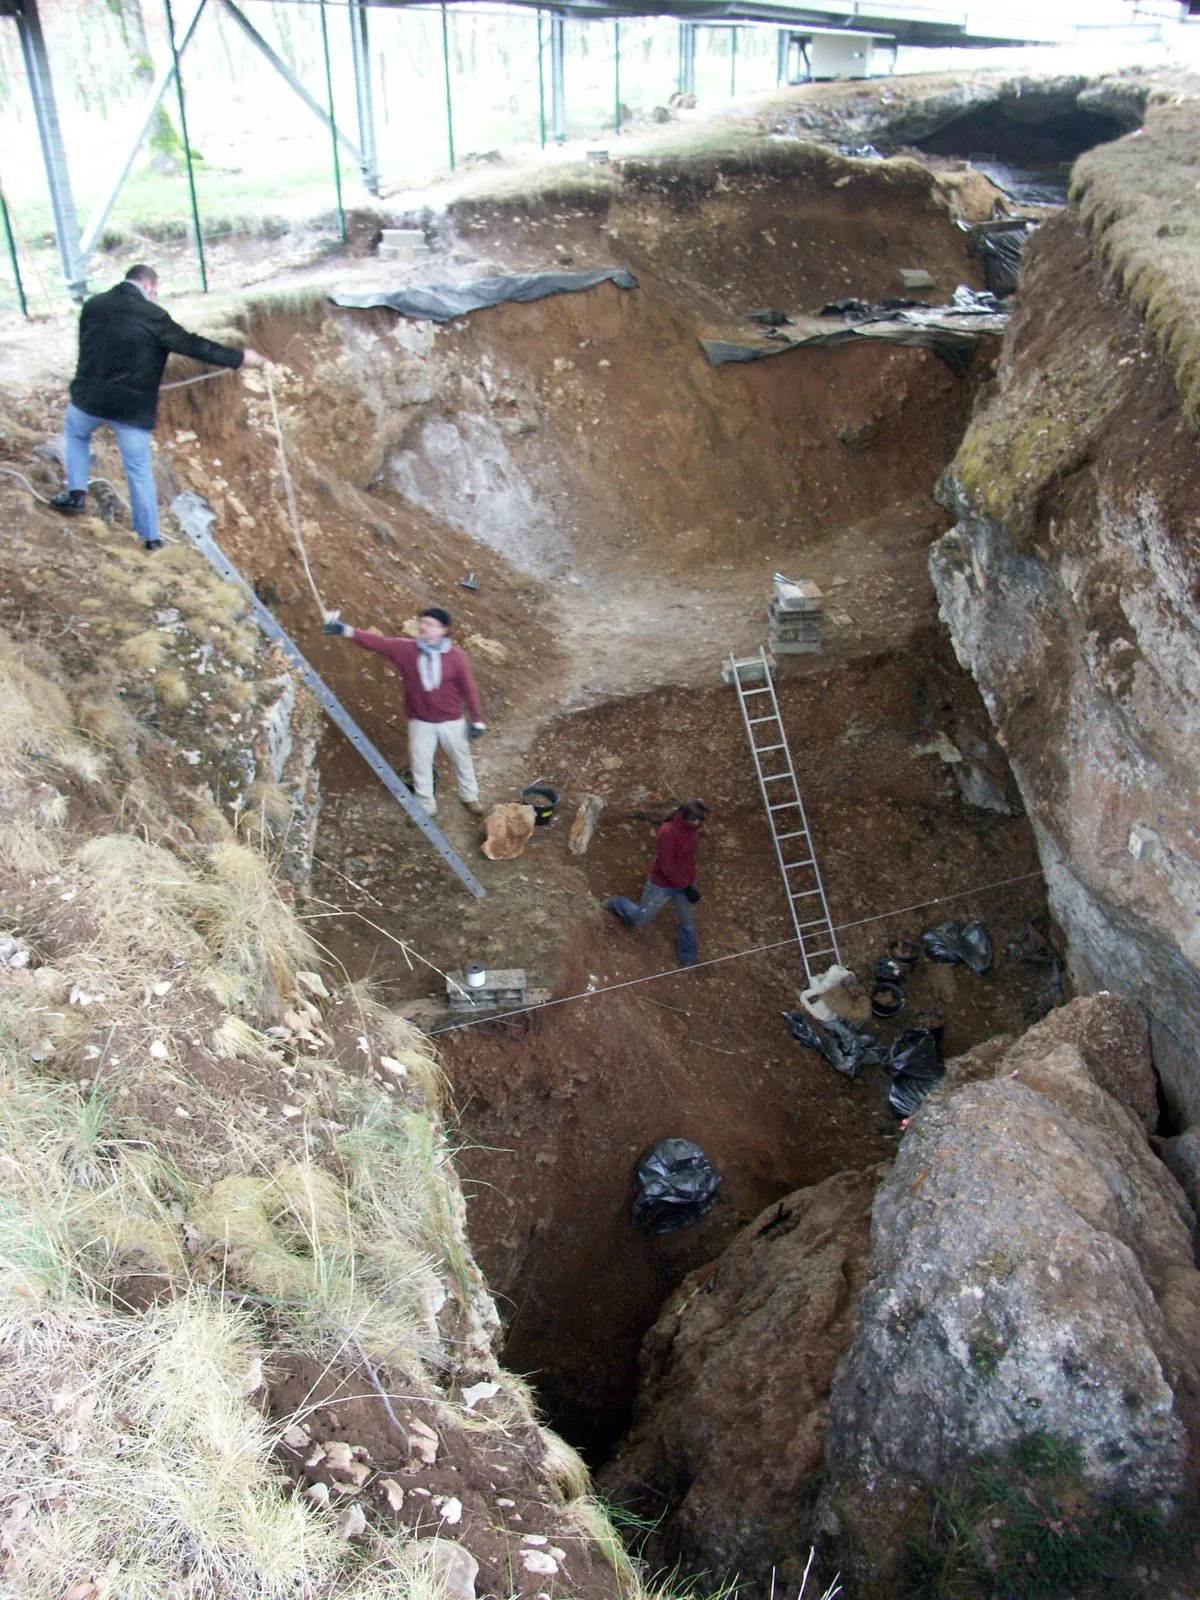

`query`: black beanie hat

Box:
[420,606,452,629]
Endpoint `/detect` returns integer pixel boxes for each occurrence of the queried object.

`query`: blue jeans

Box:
[605,880,698,967]
[65,401,159,544]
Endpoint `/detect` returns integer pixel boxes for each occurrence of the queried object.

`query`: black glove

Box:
[684,883,701,904]
[467,722,486,741]
[322,619,350,637]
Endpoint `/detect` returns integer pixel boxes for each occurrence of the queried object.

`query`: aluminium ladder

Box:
[171,490,486,899]
[728,647,839,983]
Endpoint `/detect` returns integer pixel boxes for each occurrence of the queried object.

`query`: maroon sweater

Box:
[650,814,701,890]
[350,631,484,725]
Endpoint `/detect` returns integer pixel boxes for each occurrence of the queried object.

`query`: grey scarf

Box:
[416,635,452,692]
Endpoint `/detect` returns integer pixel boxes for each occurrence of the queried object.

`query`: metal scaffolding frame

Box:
[2,0,1158,301]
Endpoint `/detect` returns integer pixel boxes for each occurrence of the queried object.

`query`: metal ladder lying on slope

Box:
[172,491,486,900]
[728,647,839,983]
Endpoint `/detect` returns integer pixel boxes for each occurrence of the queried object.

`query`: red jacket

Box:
[650,814,701,890]
[350,632,484,725]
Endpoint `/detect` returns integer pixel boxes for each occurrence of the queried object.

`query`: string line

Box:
[265,363,329,620]
[423,869,1044,1036]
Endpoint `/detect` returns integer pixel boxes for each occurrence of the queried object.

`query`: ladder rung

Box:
[791,888,822,899]
[741,687,771,696]
[783,859,814,871]
[797,917,832,930]
[748,715,778,725]
[755,742,786,753]
[762,772,792,782]
[769,800,800,811]
[776,830,807,842]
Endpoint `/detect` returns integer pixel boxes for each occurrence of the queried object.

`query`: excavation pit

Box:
[144,152,1055,1466]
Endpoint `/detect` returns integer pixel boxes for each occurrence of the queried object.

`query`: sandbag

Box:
[887,1026,945,1119]
[785,1011,880,1079]
[921,919,994,975]
[632,1138,721,1235]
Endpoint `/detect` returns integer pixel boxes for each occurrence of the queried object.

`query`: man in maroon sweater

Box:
[324,606,486,816]
[604,801,708,967]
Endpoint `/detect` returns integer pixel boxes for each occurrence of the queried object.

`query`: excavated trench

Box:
[160,154,1054,1465]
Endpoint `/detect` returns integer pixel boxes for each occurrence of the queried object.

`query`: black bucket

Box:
[889,937,920,970]
[521,783,560,826]
[871,981,906,1020]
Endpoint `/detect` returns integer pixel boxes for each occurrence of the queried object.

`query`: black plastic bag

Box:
[632,1138,721,1235]
[784,1011,877,1079]
[921,919,993,975]
[959,920,994,975]
[968,222,1031,298]
[887,1027,945,1118]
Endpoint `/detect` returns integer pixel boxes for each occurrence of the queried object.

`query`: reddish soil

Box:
[437,638,1045,1461]
[1,159,1045,1474]
[268,1357,622,1600]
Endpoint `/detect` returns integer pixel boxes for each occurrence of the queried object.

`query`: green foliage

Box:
[901,1432,1193,1599]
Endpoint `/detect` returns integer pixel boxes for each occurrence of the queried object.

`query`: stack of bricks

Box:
[769,575,823,654]
[378,228,431,266]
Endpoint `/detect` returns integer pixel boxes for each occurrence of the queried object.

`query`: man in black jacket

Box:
[52,263,266,550]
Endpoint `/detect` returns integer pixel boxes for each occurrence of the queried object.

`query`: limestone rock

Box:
[480,803,536,861]
[996,991,1156,1131]
[600,1166,883,1594]
[821,1003,1200,1582]
[929,213,1200,1125]
[567,793,603,855]
[408,1538,479,1600]
[1160,1127,1200,1224]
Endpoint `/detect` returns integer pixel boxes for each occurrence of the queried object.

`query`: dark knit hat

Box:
[420,606,452,628]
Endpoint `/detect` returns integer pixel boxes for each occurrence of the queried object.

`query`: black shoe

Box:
[50,490,86,515]
[142,538,165,552]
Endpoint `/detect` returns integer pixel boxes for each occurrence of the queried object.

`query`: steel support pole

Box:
[164,0,207,293]
[347,0,380,195]
[776,28,788,86]
[319,1,346,243]
[729,26,737,98]
[536,9,546,148]
[549,14,565,144]
[441,2,455,173]
[0,182,28,318]
[218,1,363,171]
[677,21,696,98]
[14,0,85,298]
[613,19,620,135]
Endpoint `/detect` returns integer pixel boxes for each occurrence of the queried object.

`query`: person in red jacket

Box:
[324,606,486,816]
[604,801,708,967]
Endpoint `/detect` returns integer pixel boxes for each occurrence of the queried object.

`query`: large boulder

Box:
[820,999,1200,1581]
[600,1166,883,1595]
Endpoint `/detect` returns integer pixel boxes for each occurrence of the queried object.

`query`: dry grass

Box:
[1073,95,1200,428]
[0,1296,347,1598]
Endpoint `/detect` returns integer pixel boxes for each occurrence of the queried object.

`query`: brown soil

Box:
[267,1358,622,1600]
[1,155,1047,1477]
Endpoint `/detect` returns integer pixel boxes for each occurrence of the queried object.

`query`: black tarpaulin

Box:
[330,268,638,323]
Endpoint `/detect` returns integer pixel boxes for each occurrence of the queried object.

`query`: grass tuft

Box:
[1073,97,1200,429]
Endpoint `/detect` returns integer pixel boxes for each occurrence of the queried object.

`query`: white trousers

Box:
[407,717,479,813]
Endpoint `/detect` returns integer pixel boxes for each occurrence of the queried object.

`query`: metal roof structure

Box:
[1,0,1187,302]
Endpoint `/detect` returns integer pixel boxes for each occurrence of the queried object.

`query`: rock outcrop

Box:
[600,1166,883,1595]
[821,1002,1200,1582]
[606,998,1200,1595]
[930,208,1200,1123]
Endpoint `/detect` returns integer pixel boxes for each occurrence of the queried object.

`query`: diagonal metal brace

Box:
[78,0,208,261]
[172,491,486,900]
[218,0,365,169]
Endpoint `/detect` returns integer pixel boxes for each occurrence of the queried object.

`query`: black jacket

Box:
[69,280,244,431]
